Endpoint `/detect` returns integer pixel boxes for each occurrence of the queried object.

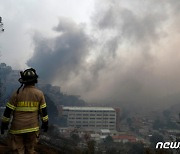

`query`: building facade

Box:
[62,106,116,130]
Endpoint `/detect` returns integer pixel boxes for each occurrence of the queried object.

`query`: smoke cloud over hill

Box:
[28,0,180,109]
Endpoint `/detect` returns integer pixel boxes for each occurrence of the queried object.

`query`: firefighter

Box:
[1,68,48,154]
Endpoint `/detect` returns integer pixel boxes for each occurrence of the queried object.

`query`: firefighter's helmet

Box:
[18,68,38,84]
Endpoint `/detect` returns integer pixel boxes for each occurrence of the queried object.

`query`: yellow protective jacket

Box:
[2,85,48,134]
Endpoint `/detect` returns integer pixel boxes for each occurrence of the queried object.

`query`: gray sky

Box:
[1,0,180,109]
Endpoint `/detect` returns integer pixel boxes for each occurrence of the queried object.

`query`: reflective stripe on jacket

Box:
[2,85,48,134]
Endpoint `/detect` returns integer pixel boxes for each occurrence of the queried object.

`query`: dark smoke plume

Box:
[28,17,92,82]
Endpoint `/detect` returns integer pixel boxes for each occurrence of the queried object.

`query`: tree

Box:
[106,147,117,154]
[70,133,81,144]
[84,133,90,142]
[104,135,113,144]
[153,118,165,130]
[127,143,145,154]
[0,63,12,104]
[150,132,164,147]
[0,16,4,32]
[87,140,96,154]
[166,119,178,129]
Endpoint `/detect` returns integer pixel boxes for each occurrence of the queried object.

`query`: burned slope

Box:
[0,127,80,154]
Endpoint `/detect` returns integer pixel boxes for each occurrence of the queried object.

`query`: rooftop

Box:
[100,129,111,133]
[112,135,137,140]
[63,106,115,111]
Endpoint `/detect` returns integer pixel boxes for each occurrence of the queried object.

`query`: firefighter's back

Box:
[10,85,44,134]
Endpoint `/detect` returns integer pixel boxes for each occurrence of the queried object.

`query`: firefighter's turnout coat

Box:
[2,85,48,134]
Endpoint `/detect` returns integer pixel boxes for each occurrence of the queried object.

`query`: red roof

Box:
[112,135,136,142]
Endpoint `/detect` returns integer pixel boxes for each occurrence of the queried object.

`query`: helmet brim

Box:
[18,78,37,84]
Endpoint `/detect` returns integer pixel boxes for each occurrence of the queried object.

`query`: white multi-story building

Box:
[62,106,116,130]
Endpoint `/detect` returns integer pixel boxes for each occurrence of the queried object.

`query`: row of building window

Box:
[69,117,115,120]
[69,124,115,127]
[65,110,115,113]
[69,114,115,116]
[69,121,115,124]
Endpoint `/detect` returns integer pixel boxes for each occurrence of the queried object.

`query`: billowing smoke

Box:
[28,0,180,109]
[27,17,92,82]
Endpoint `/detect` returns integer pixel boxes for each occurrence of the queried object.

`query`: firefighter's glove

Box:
[41,121,48,132]
[1,122,8,134]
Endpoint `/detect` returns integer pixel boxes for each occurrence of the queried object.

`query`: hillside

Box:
[0,63,86,108]
[0,142,61,154]
[0,125,79,154]
[0,63,87,153]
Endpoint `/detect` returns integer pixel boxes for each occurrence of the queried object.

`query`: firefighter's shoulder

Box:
[32,87,45,96]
